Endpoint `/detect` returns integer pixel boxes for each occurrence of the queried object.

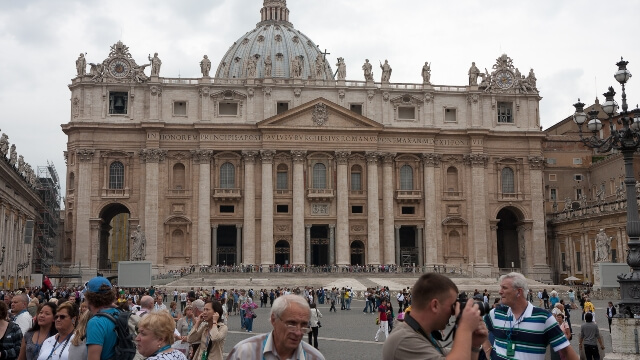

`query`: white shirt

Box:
[37,333,75,360]
[14,310,32,335]
[155,303,168,312]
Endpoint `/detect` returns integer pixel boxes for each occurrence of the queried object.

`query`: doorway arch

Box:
[350,240,365,265]
[275,240,291,265]
[98,203,131,270]
[496,207,521,269]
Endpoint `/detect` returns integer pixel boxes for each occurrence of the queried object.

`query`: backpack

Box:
[95,311,136,360]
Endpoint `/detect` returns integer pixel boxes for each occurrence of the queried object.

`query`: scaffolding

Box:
[35,161,61,275]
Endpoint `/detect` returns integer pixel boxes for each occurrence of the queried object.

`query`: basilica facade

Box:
[63,0,550,281]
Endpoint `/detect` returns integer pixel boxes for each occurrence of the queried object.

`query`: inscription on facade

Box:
[311,203,329,215]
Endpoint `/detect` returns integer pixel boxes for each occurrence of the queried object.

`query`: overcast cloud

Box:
[1,0,639,195]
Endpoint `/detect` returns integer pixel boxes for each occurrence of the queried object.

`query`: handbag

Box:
[317,321,322,328]
[252,313,257,319]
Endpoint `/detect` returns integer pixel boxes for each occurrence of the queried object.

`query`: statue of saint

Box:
[595,229,612,262]
[200,55,211,77]
[336,57,346,80]
[76,53,86,77]
[17,155,25,174]
[0,133,8,157]
[264,56,272,77]
[9,144,17,167]
[380,60,392,82]
[527,68,537,89]
[291,56,303,78]
[468,62,480,86]
[421,61,431,84]
[246,57,257,78]
[362,59,373,81]
[315,54,325,79]
[148,53,162,76]
[130,225,147,261]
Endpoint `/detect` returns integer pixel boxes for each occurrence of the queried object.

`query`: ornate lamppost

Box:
[572,57,640,317]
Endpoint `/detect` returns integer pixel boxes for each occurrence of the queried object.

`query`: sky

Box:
[1,0,639,196]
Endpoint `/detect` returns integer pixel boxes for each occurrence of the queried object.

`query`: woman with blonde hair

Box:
[67,310,91,359]
[136,312,187,360]
[187,300,227,360]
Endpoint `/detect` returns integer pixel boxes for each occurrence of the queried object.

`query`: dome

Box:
[215,1,334,80]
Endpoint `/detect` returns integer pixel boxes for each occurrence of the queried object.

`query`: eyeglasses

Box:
[277,315,311,334]
[54,315,68,320]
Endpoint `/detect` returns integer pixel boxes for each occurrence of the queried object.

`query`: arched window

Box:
[350,165,362,191]
[400,165,413,190]
[446,167,458,192]
[109,161,124,189]
[220,162,235,188]
[171,229,184,256]
[501,167,515,193]
[173,163,185,189]
[313,163,327,189]
[276,164,288,190]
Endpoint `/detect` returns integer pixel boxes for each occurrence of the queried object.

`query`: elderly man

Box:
[137,295,154,317]
[11,293,31,334]
[153,295,167,312]
[227,294,325,360]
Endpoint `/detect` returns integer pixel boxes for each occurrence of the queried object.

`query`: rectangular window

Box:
[219,102,238,116]
[350,104,363,115]
[550,188,557,201]
[276,204,289,213]
[497,102,513,123]
[549,174,557,181]
[576,188,582,200]
[277,102,289,114]
[576,252,581,271]
[444,108,457,123]
[574,174,583,181]
[398,106,416,120]
[351,172,362,191]
[173,101,187,116]
[547,158,556,165]
[401,206,415,214]
[351,205,363,214]
[573,158,583,165]
[109,92,128,115]
[276,172,288,190]
[220,205,234,213]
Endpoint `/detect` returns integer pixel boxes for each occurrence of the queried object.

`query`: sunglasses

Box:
[54,315,69,320]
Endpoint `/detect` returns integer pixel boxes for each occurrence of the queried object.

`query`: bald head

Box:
[140,295,154,310]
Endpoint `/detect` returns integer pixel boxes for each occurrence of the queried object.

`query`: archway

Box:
[275,240,291,265]
[400,226,417,266]
[350,240,365,265]
[98,203,131,270]
[497,208,520,269]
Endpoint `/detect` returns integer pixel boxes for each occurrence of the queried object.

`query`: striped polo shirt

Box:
[484,303,570,360]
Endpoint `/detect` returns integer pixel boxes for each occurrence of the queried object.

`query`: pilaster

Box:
[140,148,167,267]
[335,150,350,266]
[365,151,380,265]
[422,153,441,266]
[291,150,307,265]
[75,149,94,272]
[242,150,259,264]
[192,149,213,265]
[381,152,396,264]
[464,153,490,272]
[260,150,275,266]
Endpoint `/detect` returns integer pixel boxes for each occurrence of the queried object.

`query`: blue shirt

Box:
[86,308,119,360]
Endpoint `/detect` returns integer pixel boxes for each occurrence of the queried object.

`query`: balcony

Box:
[101,188,130,198]
[167,188,192,198]
[349,190,367,198]
[498,192,522,201]
[395,190,422,203]
[275,189,292,196]
[307,188,335,202]
[213,188,242,201]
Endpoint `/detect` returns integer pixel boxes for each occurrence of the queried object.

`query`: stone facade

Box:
[63,1,549,281]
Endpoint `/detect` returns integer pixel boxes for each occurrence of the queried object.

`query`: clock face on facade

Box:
[495,71,514,89]
[109,59,130,78]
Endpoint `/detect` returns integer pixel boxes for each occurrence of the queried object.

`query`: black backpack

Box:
[95,311,136,360]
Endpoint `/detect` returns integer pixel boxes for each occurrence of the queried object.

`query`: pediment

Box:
[257,98,382,130]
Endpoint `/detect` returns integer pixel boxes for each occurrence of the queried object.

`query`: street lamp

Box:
[572,57,640,317]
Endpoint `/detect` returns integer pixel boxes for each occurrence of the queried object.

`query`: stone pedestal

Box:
[593,264,602,291]
[604,318,640,359]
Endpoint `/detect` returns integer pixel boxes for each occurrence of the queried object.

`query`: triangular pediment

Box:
[257,98,382,130]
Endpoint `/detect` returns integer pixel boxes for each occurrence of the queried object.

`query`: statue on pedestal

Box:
[264,56,272,77]
[468,62,480,85]
[148,53,162,76]
[9,144,17,166]
[362,59,373,81]
[130,225,146,261]
[595,229,612,262]
[336,57,346,80]
[0,133,8,157]
[380,60,392,82]
[421,61,431,84]
[200,55,211,77]
[246,56,257,78]
[76,53,86,76]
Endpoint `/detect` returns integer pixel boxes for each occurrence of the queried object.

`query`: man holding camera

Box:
[382,273,488,359]
[484,272,579,360]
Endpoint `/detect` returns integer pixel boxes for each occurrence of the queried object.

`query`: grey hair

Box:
[500,272,529,294]
[270,294,310,320]
[16,294,29,304]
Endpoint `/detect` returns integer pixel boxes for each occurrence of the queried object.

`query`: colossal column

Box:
[235,224,242,265]
[365,152,380,265]
[242,151,259,265]
[528,156,551,281]
[305,224,312,266]
[291,150,307,265]
[75,149,94,271]
[140,148,167,267]
[394,225,401,266]
[381,152,396,265]
[192,150,213,265]
[422,153,441,266]
[329,224,336,266]
[211,224,218,266]
[260,150,275,267]
[335,150,350,265]
[464,153,490,275]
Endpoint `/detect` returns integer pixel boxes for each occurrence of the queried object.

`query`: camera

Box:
[457,292,491,317]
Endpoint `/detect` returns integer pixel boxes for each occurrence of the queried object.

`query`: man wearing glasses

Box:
[227,294,325,360]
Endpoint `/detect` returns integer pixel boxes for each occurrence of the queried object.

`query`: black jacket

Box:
[0,322,23,360]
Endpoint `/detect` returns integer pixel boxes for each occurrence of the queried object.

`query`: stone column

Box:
[211,225,218,266]
[464,153,490,276]
[260,150,275,267]
[140,148,167,268]
[394,225,401,266]
[335,151,350,266]
[329,224,335,265]
[150,85,162,120]
[291,150,307,265]
[192,150,213,265]
[305,224,312,266]
[381,153,396,264]
[235,224,242,266]
[75,149,94,271]
[417,226,424,267]
[242,151,259,265]
[490,221,500,272]
[422,153,441,266]
[528,156,551,281]
[365,152,380,265]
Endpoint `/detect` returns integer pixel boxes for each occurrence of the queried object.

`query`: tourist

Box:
[37,301,78,360]
[85,276,119,360]
[18,302,58,360]
[227,295,324,359]
[241,298,258,333]
[308,303,322,349]
[153,296,167,312]
[606,301,616,333]
[188,300,227,360]
[136,312,187,360]
[579,312,604,360]
[169,301,180,322]
[374,299,389,342]
[11,294,32,335]
[0,301,22,360]
[583,297,595,322]
[176,306,195,341]
[67,311,91,359]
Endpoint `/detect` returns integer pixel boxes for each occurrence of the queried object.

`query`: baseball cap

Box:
[86,276,112,293]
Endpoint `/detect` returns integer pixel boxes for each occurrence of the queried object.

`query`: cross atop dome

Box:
[259,0,291,25]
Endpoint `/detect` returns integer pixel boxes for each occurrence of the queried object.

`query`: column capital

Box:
[212,224,219,229]
[260,149,276,163]
[528,155,545,170]
[329,224,336,229]
[416,225,424,230]
[76,149,95,162]
[236,224,243,229]
[242,150,260,163]
[365,151,379,164]
[395,225,401,230]
[422,153,442,167]
[291,150,307,163]
[334,150,351,164]
[191,149,213,164]
[463,153,488,168]
[379,152,396,164]
[305,224,312,230]
[140,148,167,163]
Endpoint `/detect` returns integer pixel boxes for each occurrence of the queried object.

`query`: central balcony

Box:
[213,188,242,201]
[307,188,335,202]
[395,190,422,203]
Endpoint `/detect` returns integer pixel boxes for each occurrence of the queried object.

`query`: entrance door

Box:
[275,240,290,265]
[350,240,365,265]
[399,226,418,266]
[310,225,329,266]
[216,225,237,266]
[497,209,520,269]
